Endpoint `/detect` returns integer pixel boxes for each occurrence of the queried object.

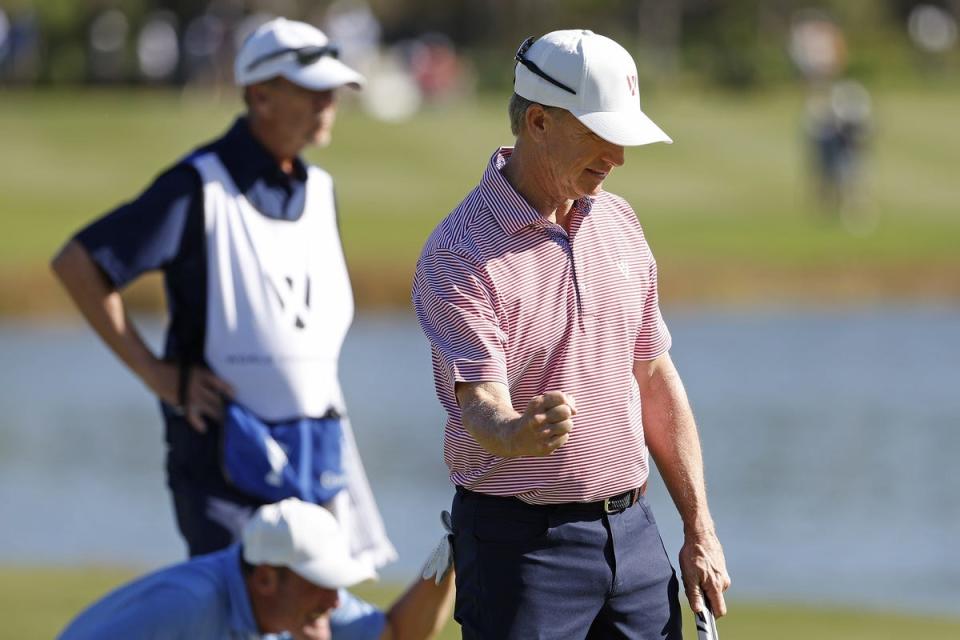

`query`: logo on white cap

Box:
[513,30,672,147]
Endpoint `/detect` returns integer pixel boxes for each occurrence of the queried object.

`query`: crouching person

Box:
[58,499,454,640]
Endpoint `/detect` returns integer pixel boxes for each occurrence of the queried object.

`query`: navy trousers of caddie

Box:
[451,487,682,640]
[164,409,264,557]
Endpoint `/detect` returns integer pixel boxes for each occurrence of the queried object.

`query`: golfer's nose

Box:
[313,89,336,111]
[603,142,625,167]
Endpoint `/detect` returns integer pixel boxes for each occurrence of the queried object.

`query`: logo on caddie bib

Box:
[265,273,312,330]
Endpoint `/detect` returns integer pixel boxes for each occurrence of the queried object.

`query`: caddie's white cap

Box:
[514,30,672,146]
[242,498,377,589]
[234,17,365,90]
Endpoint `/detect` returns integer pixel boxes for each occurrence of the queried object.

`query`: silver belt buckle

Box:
[602,495,614,513]
[602,488,635,514]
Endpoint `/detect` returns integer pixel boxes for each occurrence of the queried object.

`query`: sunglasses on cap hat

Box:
[244,44,340,73]
[515,36,577,95]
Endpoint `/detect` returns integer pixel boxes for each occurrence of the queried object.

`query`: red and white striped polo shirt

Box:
[412,147,671,504]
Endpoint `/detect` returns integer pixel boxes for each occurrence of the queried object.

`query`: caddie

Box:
[51,17,394,565]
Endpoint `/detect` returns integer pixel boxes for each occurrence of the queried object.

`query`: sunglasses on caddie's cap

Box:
[244,44,340,74]
[512,30,673,147]
[234,17,365,91]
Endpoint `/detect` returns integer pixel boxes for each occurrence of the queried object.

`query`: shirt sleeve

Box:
[57,583,207,640]
[412,248,508,389]
[329,589,387,640]
[634,253,672,361]
[74,163,201,289]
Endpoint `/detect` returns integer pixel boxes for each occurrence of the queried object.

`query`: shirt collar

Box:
[223,545,260,638]
[480,147,593,236]
[219,117,308,186]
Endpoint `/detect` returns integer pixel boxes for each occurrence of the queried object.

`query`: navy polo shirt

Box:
[75,117,330,488]
[76,116,311,365]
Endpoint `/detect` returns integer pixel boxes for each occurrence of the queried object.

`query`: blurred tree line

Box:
[1,0,957,90]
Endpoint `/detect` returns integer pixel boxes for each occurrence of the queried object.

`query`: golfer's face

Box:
[544,109,625,199]
[265,78,338,148]
[276,571,340,640]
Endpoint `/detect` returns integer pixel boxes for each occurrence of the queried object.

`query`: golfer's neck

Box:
[502,146,573,226]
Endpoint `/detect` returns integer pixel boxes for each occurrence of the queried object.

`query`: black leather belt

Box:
[599,486,643,513]
[458,483,646,515]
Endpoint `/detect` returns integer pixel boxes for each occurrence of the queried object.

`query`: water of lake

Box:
[0,305,957,617]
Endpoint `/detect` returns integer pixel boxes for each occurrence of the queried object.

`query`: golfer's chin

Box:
[307,125,333,148]
[577,179,605,198]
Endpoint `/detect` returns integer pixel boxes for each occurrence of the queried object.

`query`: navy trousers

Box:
[451,488,682,640]
[164,410,264,557]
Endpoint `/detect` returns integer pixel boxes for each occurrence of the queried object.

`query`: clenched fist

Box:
[509,391,577,457]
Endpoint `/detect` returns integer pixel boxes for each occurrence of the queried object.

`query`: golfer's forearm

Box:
[646,408,714,535]
[51,239,162,387]
[456,381,520,458]
[636,357,715,535]
[384,571,455,640]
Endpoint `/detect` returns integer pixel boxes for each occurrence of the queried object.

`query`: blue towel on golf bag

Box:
[222,402,346,504]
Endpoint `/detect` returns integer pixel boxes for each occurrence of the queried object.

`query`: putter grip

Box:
[695,605,719,640]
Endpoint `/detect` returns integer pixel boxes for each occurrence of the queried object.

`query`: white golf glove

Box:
[420,510,454,585]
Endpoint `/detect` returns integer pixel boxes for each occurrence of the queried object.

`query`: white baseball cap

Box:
[235,17,366,91]
[513,30,672,146]
[242,498,377,589]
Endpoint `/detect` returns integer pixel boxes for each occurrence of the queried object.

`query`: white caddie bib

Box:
[194,152,353,422]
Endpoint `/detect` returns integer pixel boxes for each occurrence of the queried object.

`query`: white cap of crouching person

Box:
[242,498,377,589]
[513,29,672,146]
[234,17,366,90]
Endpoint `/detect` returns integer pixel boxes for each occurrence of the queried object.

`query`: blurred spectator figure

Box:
[790,10,874,231]
[137,11,180,83]
[907,4,958,73]
[908,4,958,53]
[804,80,873,229]
[325,0,381,68]
[324,0,424,122]
[408,32,474,104]
[182,13,227,86]
[359,48,422,122]
[0,9,9,67]
[788,9,847,83]
[88,9,129,82]
[0,9,40,83]
[359,32,475,123]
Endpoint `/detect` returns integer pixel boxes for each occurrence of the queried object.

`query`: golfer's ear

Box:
[524,103,549,140]
[250,564,280,595]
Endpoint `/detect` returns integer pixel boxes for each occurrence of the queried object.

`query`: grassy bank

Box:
[3,566,958,639]
[1,86,958,312]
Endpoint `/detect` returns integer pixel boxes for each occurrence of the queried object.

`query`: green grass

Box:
[3,566,958,639]
[1,85,958,305]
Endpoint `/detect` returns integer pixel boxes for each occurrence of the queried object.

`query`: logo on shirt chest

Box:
[615,257,631,279]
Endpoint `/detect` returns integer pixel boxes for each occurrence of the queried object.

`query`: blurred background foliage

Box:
[1,0,958,89]
[1,0,958,311]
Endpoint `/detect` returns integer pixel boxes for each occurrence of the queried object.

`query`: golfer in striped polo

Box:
[413,30,730,639]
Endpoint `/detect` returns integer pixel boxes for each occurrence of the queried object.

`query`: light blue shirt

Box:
[58,545,387,640]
